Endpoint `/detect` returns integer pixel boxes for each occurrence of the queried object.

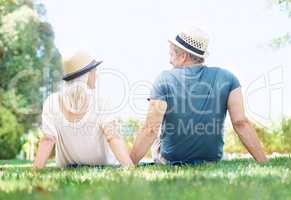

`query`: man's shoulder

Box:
[205,66,224,73]
[206,66,237,78]
[153,70,173,83]
[158,69,173,77]
[206,67,240,90]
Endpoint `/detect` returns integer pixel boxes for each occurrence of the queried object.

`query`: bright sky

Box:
[43,0,291,126]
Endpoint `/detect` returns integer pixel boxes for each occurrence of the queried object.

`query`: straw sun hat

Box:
[169,27,210,59]
[63,51,102,81]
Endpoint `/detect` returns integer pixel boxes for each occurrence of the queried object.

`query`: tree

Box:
[0,0,62,158]
[0,105,24,159]
[0,0,62,130]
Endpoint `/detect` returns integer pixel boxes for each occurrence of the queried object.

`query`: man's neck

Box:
[175,62,204,68]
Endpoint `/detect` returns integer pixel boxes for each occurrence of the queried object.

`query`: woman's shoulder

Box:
[42,92,60,114]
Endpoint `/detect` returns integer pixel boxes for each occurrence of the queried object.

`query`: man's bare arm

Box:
[130,100,167,164]
[227,88,268,163]
[33,135,55,169]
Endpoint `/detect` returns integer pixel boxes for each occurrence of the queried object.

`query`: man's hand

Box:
[130,100,167,164]
[227,88,268,163]
[33,135,55,169]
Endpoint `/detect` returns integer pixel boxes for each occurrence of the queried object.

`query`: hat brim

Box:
[63,60,102,81]
[168,37,208,59]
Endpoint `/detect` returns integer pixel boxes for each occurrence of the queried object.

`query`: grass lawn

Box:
[0,157,291,200]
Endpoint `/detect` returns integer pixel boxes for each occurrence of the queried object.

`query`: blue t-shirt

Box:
[150,66,240,162]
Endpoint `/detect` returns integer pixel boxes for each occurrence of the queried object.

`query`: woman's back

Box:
[41,92,117,167]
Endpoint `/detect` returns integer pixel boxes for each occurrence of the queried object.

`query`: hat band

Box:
[176,35,205,56]
[63,60,102,81]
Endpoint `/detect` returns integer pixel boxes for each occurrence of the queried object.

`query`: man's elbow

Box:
[232,118,251,131]
[141,124,159,139]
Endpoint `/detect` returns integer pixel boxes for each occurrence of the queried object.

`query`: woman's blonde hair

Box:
[60,73,92,114]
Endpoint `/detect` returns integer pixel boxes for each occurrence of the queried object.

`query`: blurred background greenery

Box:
[0,0,62,159]
[0,0,290,160]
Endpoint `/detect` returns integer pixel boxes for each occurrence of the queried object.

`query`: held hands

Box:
[32,160,45,170]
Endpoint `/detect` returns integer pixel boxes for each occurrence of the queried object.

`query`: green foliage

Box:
[0,105,24,159]
[19,128,40,160]
[0,0,62,132]
[0,0,61,158]
[271,33,291,49]
[224,118,291,154]
[281,118,291,150]
[0,158,291,199]
[120,118,141,148]
[121,117,140,136]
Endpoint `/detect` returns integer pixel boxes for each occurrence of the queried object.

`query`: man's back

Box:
[150,65,240,162]
[131,27,267,164]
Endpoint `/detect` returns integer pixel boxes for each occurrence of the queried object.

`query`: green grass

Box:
[0,157,291,200]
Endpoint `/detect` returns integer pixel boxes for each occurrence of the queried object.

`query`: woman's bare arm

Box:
[102,121,133,167]
[33,135,55,169]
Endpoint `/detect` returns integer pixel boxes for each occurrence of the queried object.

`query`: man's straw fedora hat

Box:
[63,50,102,81]
[169,27,209,59]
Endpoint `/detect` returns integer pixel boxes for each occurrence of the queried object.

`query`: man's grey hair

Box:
[173,45,204,64]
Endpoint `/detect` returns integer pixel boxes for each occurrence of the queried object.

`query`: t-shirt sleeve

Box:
[149,72,168,101]
[230,72,241,92]
[223,69,241,92]
[41,96,57,138]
